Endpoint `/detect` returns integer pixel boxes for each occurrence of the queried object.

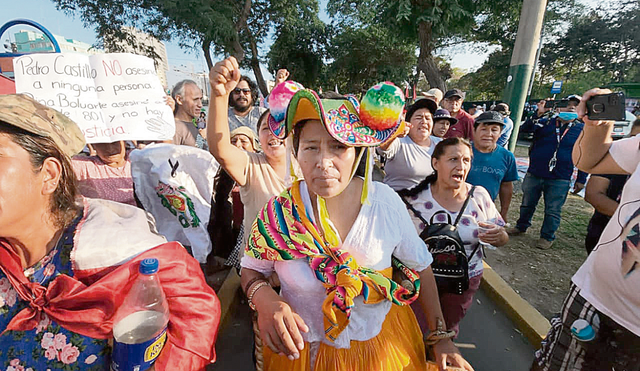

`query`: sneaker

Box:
[506,227,525,236]
[535,238,554,250]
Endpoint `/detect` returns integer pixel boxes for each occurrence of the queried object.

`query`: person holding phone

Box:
[584,118,640,254]
[531,88,640,371]
[507,95,588,250]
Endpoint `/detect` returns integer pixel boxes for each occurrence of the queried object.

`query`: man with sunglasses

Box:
[228,76,266,133]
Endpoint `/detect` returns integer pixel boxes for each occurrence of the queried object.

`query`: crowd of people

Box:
[0,51,639,371]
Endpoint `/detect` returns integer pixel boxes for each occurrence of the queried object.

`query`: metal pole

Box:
[527,27,544,99]
[504,0,548,153]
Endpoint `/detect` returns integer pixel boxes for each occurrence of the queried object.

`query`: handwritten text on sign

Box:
[14,53,174,143]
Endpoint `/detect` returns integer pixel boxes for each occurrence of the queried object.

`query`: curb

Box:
[216,268,241,328]
[481,260,550,348]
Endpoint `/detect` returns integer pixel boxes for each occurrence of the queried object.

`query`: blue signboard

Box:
[550,80,563,94]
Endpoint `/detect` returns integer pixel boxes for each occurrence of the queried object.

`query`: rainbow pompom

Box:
[269,81,304,124]
[360,82,405,131]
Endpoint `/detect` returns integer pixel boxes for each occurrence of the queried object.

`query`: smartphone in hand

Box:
[586,92,626,121]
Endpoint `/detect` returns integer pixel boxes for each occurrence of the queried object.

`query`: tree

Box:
[53,0,309,95]
[450,0,585,100]
[267,0,327,88]
[531,1,640,97]
[453,48,511,101]
[327,0,528,92]
[322,24,417,95]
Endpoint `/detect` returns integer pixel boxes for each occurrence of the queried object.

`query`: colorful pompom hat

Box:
[268,82,406,247]
[269,81,405,147]
[268,80,305,138]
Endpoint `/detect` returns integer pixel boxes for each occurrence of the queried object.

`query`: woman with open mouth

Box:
[399,138,508,337]
[207,68,292,268]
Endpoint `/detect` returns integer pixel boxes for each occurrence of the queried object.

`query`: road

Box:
[209,287,535,371]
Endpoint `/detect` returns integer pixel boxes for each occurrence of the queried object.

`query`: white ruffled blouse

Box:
[241,181,432,349]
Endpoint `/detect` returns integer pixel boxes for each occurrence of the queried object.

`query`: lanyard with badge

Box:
[548,120,574,172]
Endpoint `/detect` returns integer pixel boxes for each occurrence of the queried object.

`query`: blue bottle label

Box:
[111,328,167,371]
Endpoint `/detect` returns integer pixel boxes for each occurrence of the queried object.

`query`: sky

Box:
[1,0,597,88]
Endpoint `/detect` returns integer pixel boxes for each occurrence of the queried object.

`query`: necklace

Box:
[23,231,63,283]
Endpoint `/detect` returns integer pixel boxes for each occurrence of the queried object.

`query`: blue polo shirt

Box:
[467,145,519,200]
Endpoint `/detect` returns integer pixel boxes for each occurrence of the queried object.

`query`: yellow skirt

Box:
[263,303,428,371]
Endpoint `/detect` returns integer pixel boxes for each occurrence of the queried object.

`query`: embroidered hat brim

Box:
[284,90,399,147]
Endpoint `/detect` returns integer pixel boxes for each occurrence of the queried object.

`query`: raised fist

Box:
[209,57,241,97]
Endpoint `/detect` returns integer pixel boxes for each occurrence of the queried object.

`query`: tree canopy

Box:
[50,0,637,100]
[457,0,640,100]
[267,0,326,88]
[322,24,416,95]
[326,0,525,92]
[53,0,306,95]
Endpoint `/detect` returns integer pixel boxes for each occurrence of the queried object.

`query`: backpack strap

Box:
[399,191,430,227]
[453,185,476,227]
[467,241,482,260]
[455,185,482,260]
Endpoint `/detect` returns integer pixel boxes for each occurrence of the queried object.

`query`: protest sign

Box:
[14,53,174,143]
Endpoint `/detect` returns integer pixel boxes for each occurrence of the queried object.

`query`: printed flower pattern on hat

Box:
[279,81,405,146]
[326,104,376,145]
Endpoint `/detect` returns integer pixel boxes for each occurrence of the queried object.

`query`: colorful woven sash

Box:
[247,181,420,342]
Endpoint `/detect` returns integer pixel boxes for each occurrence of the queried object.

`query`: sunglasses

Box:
[233,88,252,95]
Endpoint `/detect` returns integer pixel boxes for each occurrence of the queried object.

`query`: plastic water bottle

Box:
[111,258,169,371]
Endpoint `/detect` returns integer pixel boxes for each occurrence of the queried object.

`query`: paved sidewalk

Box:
[209,287,535,371]
[456,288,534,370]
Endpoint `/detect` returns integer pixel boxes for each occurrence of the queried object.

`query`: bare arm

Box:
[378,137,398,152]
[378,121,409,151]
[417,267,474,371]
[572,88,627,175]
[584,176,618,217]
[207,57,250,186]
[498,181,513,223]
[241,268,308,360]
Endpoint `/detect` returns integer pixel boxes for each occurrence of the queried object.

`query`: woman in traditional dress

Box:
[210,57,473,371]
[0,94,220,370]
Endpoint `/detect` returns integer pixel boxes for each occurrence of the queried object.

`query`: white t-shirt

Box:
[405,183,504,278]
[572,135,640,336]
[378,135,441,191]
[241,181,432,349]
